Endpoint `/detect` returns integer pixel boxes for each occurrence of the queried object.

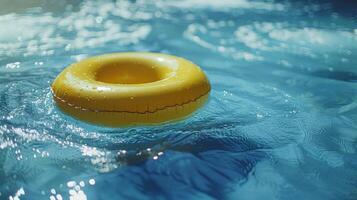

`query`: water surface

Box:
[0,0,357,199]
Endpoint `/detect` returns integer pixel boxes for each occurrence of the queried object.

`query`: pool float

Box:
[51,52,210,126]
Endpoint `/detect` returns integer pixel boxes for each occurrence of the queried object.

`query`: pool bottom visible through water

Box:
[0,0,357,200]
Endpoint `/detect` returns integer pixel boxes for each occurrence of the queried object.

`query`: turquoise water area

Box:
[0,0,357,199]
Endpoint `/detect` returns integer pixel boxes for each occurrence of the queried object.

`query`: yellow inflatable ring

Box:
[52,52,210,126]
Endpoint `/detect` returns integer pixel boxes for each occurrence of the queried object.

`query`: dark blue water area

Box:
[0,0,357,200]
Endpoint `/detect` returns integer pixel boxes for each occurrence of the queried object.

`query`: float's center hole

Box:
[96,60,172,84]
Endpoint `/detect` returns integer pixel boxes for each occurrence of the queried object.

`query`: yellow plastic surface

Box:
[51,52,211,126]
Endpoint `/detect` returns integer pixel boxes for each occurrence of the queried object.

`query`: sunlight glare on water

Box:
[0,0,357,199]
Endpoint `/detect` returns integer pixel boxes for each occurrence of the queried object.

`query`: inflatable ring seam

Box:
[51,88,209,114]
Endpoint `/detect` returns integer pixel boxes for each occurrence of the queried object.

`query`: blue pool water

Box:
[1,0,357,199]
